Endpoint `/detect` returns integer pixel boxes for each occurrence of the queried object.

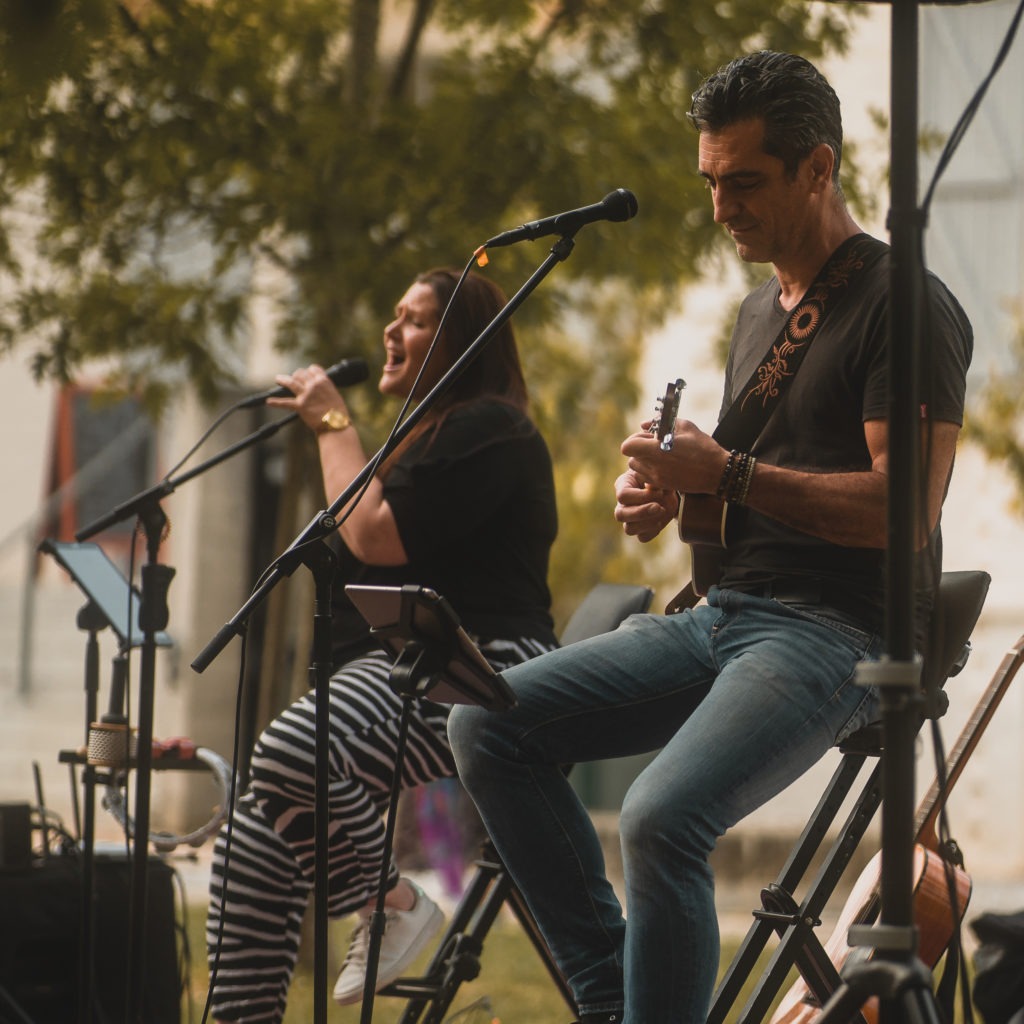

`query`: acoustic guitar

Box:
[770,632,1024,1024]
[650,379,734,596]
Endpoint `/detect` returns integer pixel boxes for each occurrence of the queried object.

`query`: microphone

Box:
[483,188,639,248]
[239,357,370,408]
[87,653,136,768]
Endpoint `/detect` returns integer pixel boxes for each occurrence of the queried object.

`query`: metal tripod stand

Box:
[815,2,970,1022]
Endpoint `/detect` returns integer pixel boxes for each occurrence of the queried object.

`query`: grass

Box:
[180,899,776,1024]
[179,887,975,1024]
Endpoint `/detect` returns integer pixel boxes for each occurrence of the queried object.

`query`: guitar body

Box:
[678,493,729,547]
[770,844,973,1024]
[678,493,733,596]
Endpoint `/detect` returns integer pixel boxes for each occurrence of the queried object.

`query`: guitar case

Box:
[972,909,1024,1024]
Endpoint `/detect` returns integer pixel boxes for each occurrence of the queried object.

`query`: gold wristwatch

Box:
[317,408,352,434]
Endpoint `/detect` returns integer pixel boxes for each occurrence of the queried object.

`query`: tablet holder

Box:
[348,584,516,710]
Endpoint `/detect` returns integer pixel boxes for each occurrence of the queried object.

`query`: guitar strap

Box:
[713,231,888,451]
[667,232,889,614]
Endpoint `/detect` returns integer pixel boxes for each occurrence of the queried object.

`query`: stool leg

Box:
[384,841,576,1024]
[733,761,882,1024]
[709,752,873,1024]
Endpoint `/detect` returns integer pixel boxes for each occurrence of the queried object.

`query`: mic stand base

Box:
[816,955,942,1024]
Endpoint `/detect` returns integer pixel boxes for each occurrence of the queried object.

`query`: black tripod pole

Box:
[76,601,109,1024]
[307,540,339,1024]
[360,683,418,1024]
[359,643,442,1024]
[870,0,925,969]
[126,500,176,1024]
[820,1,941,1021]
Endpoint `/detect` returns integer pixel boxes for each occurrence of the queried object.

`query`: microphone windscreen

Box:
[239,357,370,408]
[605,188,639,222]
[325,357,370,389]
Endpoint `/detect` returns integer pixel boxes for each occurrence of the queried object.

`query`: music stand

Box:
[40,540,174,652]
[344,584,516,1023]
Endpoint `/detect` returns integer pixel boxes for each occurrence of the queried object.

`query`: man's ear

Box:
[806,143,836,193]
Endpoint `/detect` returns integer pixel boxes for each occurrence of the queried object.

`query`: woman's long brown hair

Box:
[384,268,530,464]
[416,266,528,412]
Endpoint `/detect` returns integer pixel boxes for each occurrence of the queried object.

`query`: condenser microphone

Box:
[483,189,639,248]
[87,653,136,768]
[239,357,370,408]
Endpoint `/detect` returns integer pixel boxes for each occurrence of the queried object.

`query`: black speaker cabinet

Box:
[0,853,179,1024]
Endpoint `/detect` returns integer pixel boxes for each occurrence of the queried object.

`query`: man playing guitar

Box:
[450,50,973,1024]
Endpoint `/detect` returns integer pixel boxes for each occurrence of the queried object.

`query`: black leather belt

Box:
[727,579,879,631]
[729,580,826,605]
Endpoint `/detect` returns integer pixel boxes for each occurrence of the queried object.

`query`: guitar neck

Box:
[915,633,1024,850]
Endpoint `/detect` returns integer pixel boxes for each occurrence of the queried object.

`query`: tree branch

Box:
[349,0,381,115]
[389,0,435,102]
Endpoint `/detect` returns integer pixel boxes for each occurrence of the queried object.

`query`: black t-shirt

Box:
[717,241,973,635]
[330,398,558,664]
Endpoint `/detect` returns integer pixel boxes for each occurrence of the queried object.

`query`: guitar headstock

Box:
[652,378,686,451]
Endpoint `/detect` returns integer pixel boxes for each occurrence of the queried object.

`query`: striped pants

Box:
[206,637,553,1023]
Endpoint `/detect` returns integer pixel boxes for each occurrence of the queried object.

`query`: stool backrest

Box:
[838,570,989,755]
[922,569,991,716]
[559,583,654,647]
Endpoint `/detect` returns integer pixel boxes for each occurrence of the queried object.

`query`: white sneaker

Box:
[333,881,445,1005]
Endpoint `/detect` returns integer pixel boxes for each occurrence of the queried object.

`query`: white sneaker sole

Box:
[332,904,445,1005]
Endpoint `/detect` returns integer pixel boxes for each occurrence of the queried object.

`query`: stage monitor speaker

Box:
[0,803,32,872]
[0,852,180,1024]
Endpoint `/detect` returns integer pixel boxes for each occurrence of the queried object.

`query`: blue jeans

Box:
[447,587,882,1024]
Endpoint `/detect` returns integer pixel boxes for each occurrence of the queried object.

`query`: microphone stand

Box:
[74,410,302,1023]
[192,234,579,1024]
[76,599,112,1024]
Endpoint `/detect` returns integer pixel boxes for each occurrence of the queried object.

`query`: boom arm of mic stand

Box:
[75,413,301,542]
[191,235,578,676]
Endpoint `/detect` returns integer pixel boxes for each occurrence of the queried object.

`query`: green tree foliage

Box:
[0,0,859,615]
[963,309,1024,513]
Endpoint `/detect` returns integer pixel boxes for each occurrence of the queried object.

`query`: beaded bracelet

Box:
[716,449,758,505]
[716,450,738,500]
[727,451,748,501]
[731,453,758,505]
